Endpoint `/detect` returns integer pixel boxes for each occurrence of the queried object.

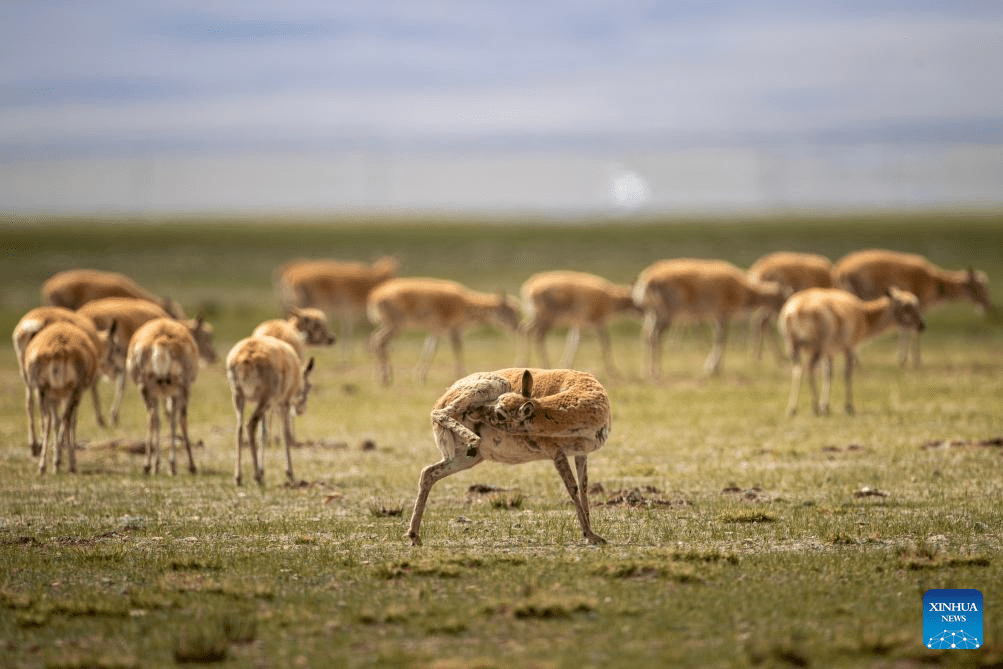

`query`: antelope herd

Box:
[10,249,992,542]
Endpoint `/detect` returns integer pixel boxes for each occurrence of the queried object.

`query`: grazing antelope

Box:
[367,278,520,385]
[779,287,925,416]
[632,258,788,378]
[226,336,316,486]
[407,368,611,546]
[23,322,100,475]
[833,249,991,367]
[126,318,201,475]
[42,268,185,318]
[518,270,640,376]
[251,307,335,361]
[275,256,399,354]
[78,297,217,425]
[14,306,112,452]
[747,252,834,361]
[246,310,329,457]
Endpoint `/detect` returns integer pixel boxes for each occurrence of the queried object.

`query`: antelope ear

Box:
[520,369,533,398]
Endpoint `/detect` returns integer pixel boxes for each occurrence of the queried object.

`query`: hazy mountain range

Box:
[3,1,1001,214]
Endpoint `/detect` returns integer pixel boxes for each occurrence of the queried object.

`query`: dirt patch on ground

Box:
[821,443,869,453]
[595,485,692,508]
[467,483,512,495]
[721,485,775,502]
[295,439,351,450]
[921,437,1003,450]
[85,439,204,454]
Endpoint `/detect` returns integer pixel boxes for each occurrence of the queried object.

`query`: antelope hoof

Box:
[585,533,606,546]
[189,464,197,474]
[143,464,152,475]
[465,445,479,457]
[30,441,42,457]
[407,531,422,547]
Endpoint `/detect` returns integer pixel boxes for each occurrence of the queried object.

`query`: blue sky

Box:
[2,1,1002,213]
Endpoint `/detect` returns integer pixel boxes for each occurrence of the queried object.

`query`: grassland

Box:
[0,210,1001,668]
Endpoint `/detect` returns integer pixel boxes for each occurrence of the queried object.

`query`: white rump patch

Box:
[44,360,76,390]
[150,344,172,378]
[20,319,44,336]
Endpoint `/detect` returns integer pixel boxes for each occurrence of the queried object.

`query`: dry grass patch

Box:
[506,594,597,620]
[895,544,992,570]
[168,556,222,571]
[173,626,229,664]
[489,491,525,509]
[719,510,778,523]
[156,573,276,599]
[592,549,738,582]
[593,560,702,582]
[367,497,406,517]
[43,644,140,669]
[374,559,464,580]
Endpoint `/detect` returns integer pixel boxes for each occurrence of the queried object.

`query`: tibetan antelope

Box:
[779,287,925,416]
[747,252,834,361]
[43,268,185,318]
[518,270,640,376]
[275,256,399,355]
[14,306,112,453]
[367,277,520,385]
[246,310,329,459]
[632,258,788,378]
[407,368,611,546]
[833,249,991,367]
[126,318,202,475]
[251,307,335,361]
[226,336,316,486]
[78,297,217,425]
[23,322,100,474]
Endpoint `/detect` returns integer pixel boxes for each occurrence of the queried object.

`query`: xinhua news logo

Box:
[924,589,983,649]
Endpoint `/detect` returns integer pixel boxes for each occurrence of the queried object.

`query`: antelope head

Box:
[488,369,537,430]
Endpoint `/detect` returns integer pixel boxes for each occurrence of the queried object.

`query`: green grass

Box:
[1,211,1002,668]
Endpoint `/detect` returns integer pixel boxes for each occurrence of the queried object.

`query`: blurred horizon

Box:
[3,1,1002,216]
